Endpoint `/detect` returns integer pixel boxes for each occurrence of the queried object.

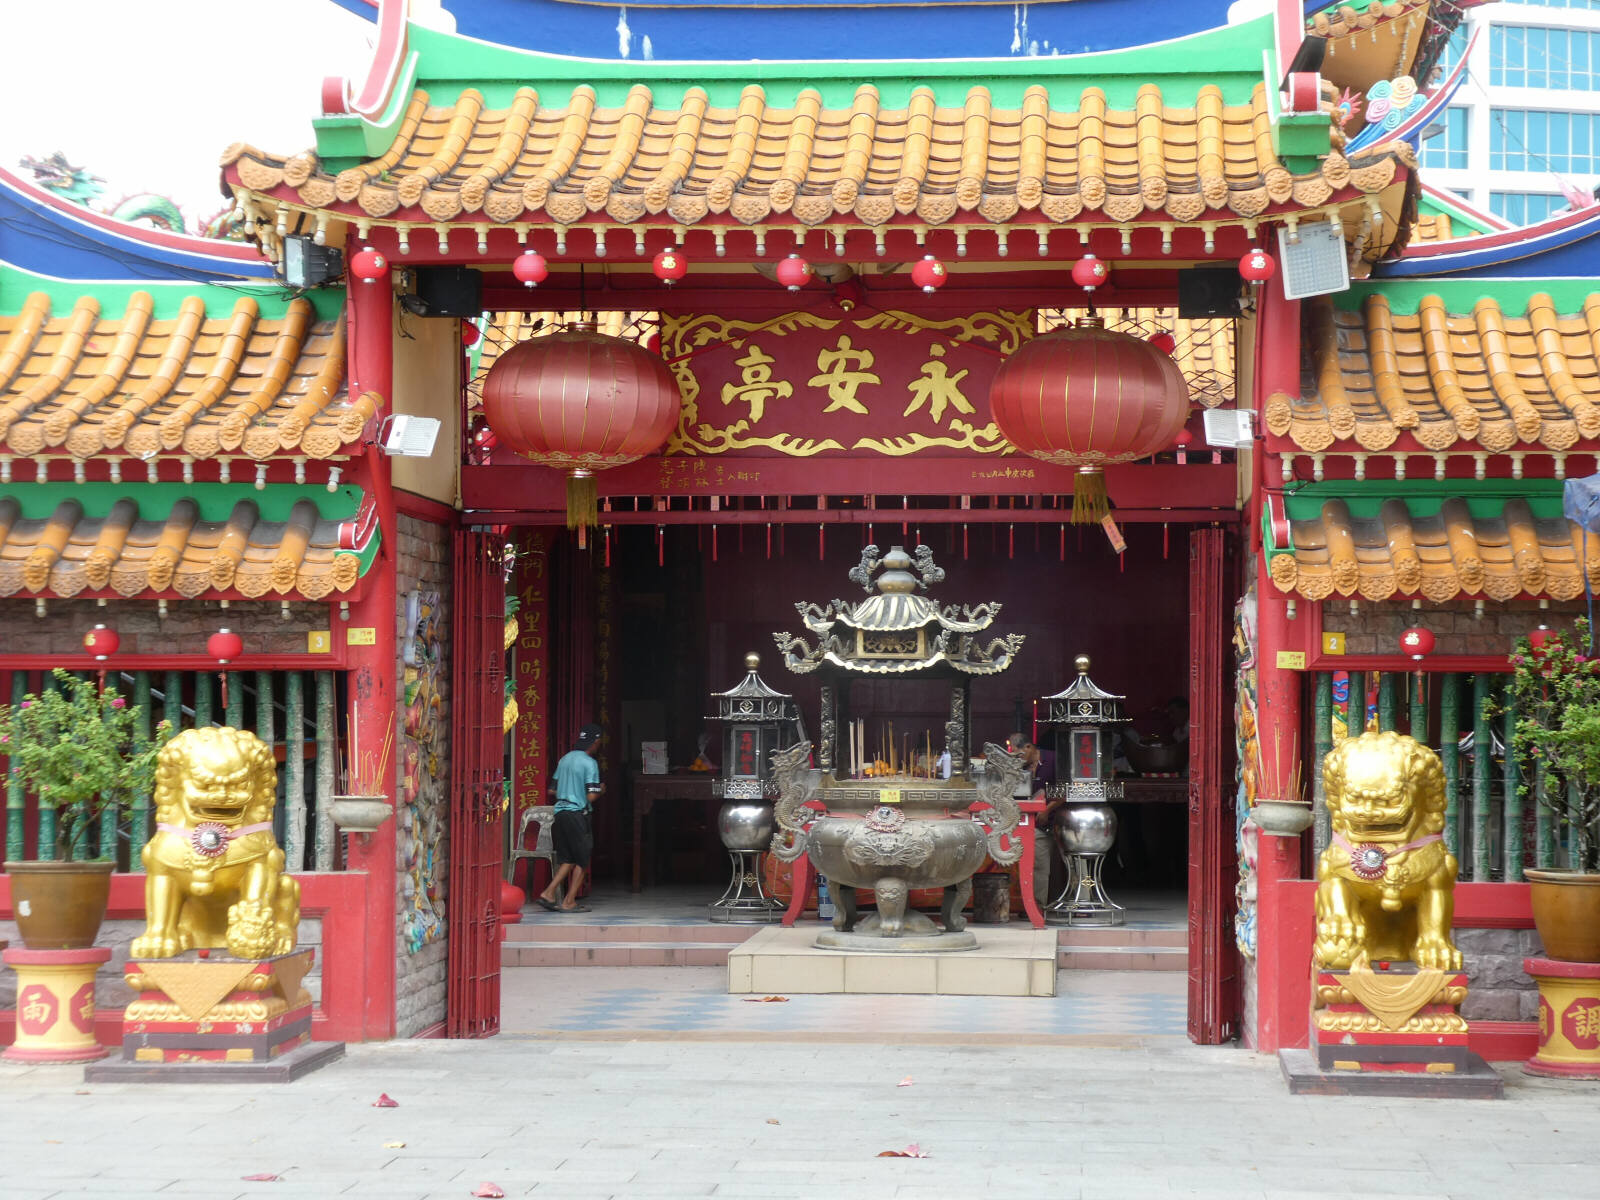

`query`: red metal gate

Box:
[447,526,508,1037]
[1187,526,1239,1043]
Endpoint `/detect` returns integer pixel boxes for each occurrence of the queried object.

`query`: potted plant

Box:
[0,669,171,948]
[1502,619,1600,961]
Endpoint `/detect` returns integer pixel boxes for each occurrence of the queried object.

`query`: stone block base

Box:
[728,925,1055,996]
[1280,1048,1504,1098]
[86,1039,343,1083]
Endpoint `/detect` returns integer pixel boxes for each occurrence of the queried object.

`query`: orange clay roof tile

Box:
[1268,497,1600,603]
[0,293,377,462]
[1263,294,1600,453]
[0,494,362,601]
[228,82,1415,230]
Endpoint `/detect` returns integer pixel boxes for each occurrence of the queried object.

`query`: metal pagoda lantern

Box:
[707,653,805,922]
[1038,655,1128,926]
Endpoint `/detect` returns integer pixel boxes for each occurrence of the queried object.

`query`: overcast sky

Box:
[2,0,373,228]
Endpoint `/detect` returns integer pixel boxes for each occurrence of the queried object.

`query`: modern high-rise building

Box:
[1422,1,1600,224]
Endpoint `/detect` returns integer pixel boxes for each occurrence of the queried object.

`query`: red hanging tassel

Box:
[657,525,665,567]
[963,524,969,559]
[577,524,587,551]
[1163,523,1169,559]
[818,523,825,561]
[1008,523,1014,559]
[766,523,772,559]
[712,526,718,562]
[1059,524,1065,560]
[604,527,612,568]
[1119,551,1126,572]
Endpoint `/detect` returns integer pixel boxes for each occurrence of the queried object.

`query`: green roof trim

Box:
[1282,479,1569,522]
[314,50,423,165]
[399,15,1273,111]
[0,263,340,322]
[1335,278,1600,316]
[0,483,364,523]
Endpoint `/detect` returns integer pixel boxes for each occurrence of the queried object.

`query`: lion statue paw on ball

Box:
[1314,730,1462,973]
[129,727,301,961]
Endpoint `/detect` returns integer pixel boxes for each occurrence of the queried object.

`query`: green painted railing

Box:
[1306,670,1566,883]
[2,669,343,872]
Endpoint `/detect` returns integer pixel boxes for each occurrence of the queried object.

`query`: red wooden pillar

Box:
[1250,276,1312,1052]
[341,259,398,1040]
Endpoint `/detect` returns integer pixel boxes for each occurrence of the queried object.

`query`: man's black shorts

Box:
[552,809,593,868]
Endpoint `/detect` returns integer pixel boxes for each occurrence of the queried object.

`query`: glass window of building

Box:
[1421,108,1471,168]
[1491,109,1600,172]
[1492,26,1600,89]
[1490,191,1570,223]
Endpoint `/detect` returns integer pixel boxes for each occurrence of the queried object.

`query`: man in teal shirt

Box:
[538,723,603,912]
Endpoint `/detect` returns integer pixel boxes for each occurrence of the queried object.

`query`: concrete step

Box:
[1057,927,1187,949]
[503,921,759,944]
[503,941,740,967]
[1058,944,1189,972]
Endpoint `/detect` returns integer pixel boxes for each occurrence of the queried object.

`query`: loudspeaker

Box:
[1177,267,1242,319]
[407,267,483,318]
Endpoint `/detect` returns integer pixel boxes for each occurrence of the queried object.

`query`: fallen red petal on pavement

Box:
[471,1185,506,1198]
[876,1144,930,1159]
[897,1077,914,1087]
[741,995,790,1003]
[240,1173,281,1181]
[372,1094,400,1108]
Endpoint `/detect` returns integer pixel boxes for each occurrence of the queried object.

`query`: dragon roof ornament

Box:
[774,544,1023,676]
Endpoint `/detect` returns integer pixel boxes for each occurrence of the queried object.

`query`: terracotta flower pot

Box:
[1526,868,1600,962]
[3,860,115,950]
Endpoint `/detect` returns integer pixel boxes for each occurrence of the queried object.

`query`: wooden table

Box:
[628,772,719,892]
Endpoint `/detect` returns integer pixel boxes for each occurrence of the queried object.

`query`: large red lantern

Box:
[82,624,120,661]
[652,248,688,285]
[482,327,680,531]
[775,254,813,291]
[208,628,244,664]
[349,246,388,284]
[910,255,947,293]
[988,319,1190,523]
[512,249,548,288]
[1399,626,1435,661]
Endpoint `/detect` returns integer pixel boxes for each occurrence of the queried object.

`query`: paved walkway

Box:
[4,965,1599,1199]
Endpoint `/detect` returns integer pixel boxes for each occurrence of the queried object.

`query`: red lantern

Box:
[775,254,813,291]
[652,248,688,285]
[910,255,948,293]
[512,249,549,288]
[460,320,480,348]
[988,319,1190,523]
[208,628,244,664]
[349,246,388,284]
[1530,624,1557,660]
[482,327,680,530]
[1147,330,1177,355]
[1399,626,1435,661]
[1174,427,1193,465]
[1240,248,1277,283]
[82,624,119,661]
[1071,254,1109,292]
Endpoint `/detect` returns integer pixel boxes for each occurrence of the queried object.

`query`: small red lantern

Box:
[512,249,549,288]
[910,255,947,293]
[208,628,244,665]
[1071,254,1109,292]
[775,253,813,291]
[349,246,388,284]
[652,248,688,285]
[82,624,120,661]
[1530,624,1557,660]
[1147,330,1177,355]
[1399,626,1435,661]
[460,320,480,348]
[1240,248,1277,283]
[1174,427,1193,465]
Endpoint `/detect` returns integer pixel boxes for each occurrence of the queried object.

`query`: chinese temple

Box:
[1,0,1588,1066]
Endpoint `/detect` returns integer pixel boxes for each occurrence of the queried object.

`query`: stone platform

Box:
[1278,1048,1505,1099]
[727,926,1057,996]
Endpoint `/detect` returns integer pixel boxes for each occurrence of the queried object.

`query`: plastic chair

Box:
[509,805,558,887]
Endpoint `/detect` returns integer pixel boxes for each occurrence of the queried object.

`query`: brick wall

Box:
[393,515,452,1036]
[1321,598,1585,657]
[0,597,331,656]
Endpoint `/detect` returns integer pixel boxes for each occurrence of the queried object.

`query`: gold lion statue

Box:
[1314,731,1461,972]
[130,727,301,961]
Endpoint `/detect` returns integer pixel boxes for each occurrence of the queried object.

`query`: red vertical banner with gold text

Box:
[512,532,550,812]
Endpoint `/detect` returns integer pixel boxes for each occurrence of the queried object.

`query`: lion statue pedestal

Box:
[1280,732,1503,1099]
[85,728,344,1083]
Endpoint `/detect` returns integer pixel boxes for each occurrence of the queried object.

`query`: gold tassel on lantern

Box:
[566,468,599,531]
[1070,468,1110,525]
